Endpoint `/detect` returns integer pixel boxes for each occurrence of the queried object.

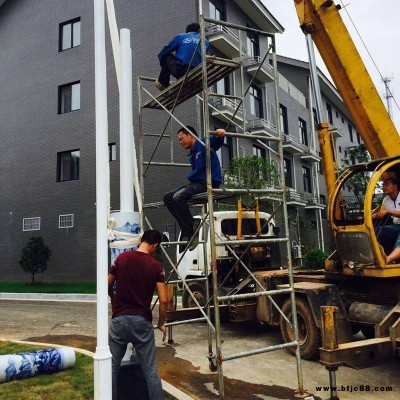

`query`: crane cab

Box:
[327,155,400,278]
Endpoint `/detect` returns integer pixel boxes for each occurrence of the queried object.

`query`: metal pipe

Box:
[218,288,292,302]
[328,368,340,400]
[215,238,288,246]
[203,17,274,37]
[223,341,298,362]
[93,1,112,399]
[165,317,214,328]
[199,4,225,398]
[119,29,134,212]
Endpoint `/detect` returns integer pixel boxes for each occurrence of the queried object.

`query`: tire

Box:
[182,283,206,308]
[280,297,321,360]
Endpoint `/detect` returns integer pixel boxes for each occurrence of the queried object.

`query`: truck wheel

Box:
[280,297,321,360]
[182,283,206,308]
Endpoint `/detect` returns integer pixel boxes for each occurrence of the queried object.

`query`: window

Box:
[253,144,266,158]
[320,195,327,219]
[247,29,259,58]
[302,166,312,193]
[58,81,80,114]
[209,0,225,21]
[299,118,308,145]
[59,214,74,228]
[23,217,41,231]
[348,124,354,142]
[279,104,288,134]
[326,103,333,124]
[317,157,324,175]
[312,108,318,127]
[249,85,262,118]
[59,18,81,51]
[284,158,293,188]
[57,150,80,182]
[109,143,117,161]
[214,76,230,95]
[338,146,342,153]
[356,132,361,144]
[219,136,232,169]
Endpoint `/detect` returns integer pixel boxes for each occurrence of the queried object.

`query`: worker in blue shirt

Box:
[155,23,209,91]
[163,126,225,250]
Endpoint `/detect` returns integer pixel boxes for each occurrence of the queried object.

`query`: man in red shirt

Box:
[108,230,167,400]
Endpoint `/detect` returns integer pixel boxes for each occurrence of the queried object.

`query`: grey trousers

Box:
[109,314,164,400]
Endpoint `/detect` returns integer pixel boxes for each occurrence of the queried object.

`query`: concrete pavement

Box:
[0,295,399,399]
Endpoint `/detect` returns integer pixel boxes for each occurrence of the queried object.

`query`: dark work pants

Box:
[158,54,189,86]
[375,223,400,254]
[163,182,207,238]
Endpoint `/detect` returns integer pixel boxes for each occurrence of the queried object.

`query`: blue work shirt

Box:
[158,32,209,68]
[187,136,224,187]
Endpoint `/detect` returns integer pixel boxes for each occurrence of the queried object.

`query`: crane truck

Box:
[168,0,400,377]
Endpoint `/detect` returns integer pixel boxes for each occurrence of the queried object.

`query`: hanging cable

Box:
[338,0,400,115]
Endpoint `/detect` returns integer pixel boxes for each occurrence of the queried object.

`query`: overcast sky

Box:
[262,0,400,131]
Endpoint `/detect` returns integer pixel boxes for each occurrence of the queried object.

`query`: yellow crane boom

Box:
[294,0,399,159]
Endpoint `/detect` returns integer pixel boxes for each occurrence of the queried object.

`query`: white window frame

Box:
[59,214,74,228]
[23,217,41,231]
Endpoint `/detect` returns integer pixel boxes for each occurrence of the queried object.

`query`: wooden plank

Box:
[142,56,241,110]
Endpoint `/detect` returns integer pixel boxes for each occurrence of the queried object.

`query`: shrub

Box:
[303,248,328,270]
[18,236,51,284]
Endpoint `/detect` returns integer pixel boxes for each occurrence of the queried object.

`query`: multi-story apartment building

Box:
[0,0,359,281]
[275,56,363,256]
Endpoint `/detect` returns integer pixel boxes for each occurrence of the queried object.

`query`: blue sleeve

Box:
[158,35,179,61]
[210,135,224,151]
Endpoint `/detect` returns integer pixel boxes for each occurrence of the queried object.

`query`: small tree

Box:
[223,156,279,207]
[303,248,328,270]
[18,236,51,284]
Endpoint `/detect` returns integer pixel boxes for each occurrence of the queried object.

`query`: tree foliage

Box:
[303,248,328,270]
[340,143,371,197]
[18,236,51,284]
[223,156,279,206]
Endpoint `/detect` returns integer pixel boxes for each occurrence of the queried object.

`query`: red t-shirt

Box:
[110,250,165,321]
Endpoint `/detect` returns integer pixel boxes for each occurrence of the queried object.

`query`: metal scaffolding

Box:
[137,3,305,398]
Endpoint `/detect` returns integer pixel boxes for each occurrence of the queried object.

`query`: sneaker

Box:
[154,80,167,91]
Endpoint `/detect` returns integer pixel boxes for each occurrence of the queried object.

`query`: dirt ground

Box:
[24,333,313,400]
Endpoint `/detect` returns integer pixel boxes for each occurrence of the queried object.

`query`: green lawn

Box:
[0,282,96,294]
[0,342,94,400]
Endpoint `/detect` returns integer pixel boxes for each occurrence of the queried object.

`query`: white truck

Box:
[176,210,281,308]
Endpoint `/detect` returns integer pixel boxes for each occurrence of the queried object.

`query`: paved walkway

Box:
[1,295,399,399]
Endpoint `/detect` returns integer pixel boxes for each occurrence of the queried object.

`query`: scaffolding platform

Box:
[142,56,241,110]
[143,191,238,209]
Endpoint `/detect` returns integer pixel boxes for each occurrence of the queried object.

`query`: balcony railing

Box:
[209,97,244,124]
[207,24,240,58]
[282,134,304,153]
[286,189,307,206]
[247,118,277,136]
[301,147,321,163]
[329,124,343,139]
[305,196,326,209]
[245,56,274,83]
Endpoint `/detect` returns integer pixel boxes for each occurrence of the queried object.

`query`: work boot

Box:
[189,219,201,251]
[154,80,167,91]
